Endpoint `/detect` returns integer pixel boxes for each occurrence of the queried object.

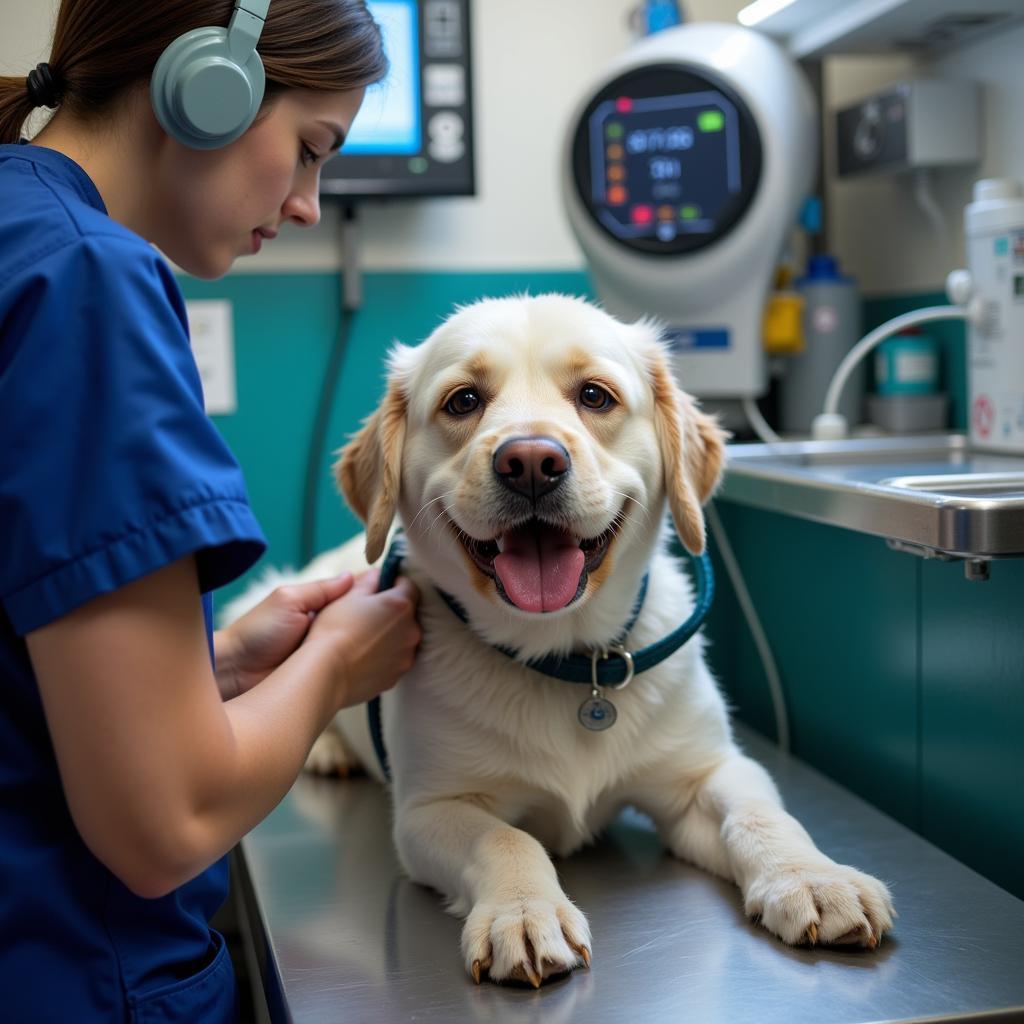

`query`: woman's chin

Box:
[158,244,232,281]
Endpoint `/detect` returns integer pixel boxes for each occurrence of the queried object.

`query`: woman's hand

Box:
[215,574,355,699]
[304,567,422,710]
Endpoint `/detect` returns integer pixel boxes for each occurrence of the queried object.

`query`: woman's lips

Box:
[250,228,278,254]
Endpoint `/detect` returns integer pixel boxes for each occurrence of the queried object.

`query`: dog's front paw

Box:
[304,727,361,777]
[744,859,895,949]
[462,894,592,987]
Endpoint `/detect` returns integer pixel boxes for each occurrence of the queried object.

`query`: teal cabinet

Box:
[919,559,1024,897]
[704,501,1024,899]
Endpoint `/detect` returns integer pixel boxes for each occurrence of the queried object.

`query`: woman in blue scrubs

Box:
[0,2,421,1020]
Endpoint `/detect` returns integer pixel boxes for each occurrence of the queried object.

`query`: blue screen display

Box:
[343,0,421,155]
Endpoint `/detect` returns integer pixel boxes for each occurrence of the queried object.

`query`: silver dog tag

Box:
[578,692,616,731]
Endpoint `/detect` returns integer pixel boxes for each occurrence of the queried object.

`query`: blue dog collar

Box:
[368,533,714,777]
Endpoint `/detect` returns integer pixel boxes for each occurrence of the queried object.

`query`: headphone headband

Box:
[227,0,270,60]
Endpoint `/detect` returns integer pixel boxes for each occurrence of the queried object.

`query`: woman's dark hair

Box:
[0,0,388,144]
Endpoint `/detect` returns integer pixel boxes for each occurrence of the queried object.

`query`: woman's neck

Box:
[31,86,162,240]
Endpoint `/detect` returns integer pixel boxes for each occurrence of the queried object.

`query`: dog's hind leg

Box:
[395,796,592,987]
[664,752,895,949]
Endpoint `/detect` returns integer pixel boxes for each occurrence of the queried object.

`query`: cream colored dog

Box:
[227,293,893,986]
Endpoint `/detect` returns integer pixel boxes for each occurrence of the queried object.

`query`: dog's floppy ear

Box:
[334,380,407,564]
[647,344,728,555]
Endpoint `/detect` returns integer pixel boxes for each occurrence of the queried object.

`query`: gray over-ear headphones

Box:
[151,0,271,150]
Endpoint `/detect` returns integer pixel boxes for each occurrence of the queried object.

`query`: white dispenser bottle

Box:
[964,178,1024,454]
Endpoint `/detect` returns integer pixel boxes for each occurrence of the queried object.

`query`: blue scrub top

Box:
[0,143,267,1022]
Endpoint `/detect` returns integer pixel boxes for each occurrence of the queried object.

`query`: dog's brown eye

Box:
[580,383,612,410]
[446,388,480,415]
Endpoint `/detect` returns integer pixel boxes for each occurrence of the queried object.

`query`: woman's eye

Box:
[445,389,480,416]
[580,383,613,410]
[300,143,319,167]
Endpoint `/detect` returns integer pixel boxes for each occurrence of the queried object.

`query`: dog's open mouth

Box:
[453,516,618,613]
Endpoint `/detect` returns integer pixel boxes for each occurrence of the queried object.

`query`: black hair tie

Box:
[26,63,64,109]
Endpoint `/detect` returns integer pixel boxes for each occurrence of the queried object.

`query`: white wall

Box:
[0,0,747,272]
[827,23,1024,296]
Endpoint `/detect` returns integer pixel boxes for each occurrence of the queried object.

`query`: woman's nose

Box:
[282,180,321,227]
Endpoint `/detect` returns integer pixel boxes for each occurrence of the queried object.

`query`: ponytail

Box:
[0,68,57,144]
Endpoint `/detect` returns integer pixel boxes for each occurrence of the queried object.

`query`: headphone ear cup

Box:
[151,26,265,149]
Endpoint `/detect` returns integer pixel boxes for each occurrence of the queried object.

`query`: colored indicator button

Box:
[605,122,624,139]
[607,185,628,205]
[408,156,429,174]
[606,143,624,160]
[615,96,633,113]
[657,204,675,220]
[680,204,700,220]
[698,109,724,132]
[630,204,653,225]
[608,164,626,182]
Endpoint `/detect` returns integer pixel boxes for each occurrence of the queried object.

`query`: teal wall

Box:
[178,270,592,607]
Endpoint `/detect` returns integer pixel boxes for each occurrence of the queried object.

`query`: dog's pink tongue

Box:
[493,523,585,613]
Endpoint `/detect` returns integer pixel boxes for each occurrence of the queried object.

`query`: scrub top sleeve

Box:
[0,237,266,636]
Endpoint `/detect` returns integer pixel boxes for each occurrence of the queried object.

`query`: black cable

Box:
[300,205,361,565]
[300,305,355,566]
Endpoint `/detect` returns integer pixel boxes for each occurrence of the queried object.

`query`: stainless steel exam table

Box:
[236,726,1024,1023]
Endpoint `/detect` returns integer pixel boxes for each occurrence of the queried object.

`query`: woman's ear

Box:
[648,349,728,554]
[334,381,406,564]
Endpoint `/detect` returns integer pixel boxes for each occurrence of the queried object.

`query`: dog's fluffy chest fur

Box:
[382,545,732,853]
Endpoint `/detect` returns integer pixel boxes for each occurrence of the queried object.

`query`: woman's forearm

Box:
[146,640,344,897]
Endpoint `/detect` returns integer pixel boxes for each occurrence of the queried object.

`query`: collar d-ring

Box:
[591,643,635,692]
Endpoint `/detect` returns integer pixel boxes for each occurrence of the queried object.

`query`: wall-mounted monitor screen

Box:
[320,0,475,198]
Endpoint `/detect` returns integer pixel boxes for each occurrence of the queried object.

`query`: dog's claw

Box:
[524,961,542,989]
[805,922,818,945]
[471,960,482,984]
[577,944,592,968]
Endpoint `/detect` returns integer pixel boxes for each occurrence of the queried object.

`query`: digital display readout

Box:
[570,64,761,255]
[588,92,741,244]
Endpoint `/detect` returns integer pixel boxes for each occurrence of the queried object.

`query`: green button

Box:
[698,110,724,133]
[680,204,699,220]
[408,156,428,174]
[605,122,624,139]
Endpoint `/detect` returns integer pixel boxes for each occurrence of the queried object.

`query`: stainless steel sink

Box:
[880,473,1024,499]
[720,433,1024,560]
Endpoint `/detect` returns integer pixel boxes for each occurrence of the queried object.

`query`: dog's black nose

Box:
[493,437,570,500]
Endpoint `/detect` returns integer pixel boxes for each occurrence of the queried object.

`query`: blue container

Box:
[874,334,940,396]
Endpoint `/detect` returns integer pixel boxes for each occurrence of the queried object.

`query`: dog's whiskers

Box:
[410,490,458,533]
[610,490,651,527]
[427,501,456,535]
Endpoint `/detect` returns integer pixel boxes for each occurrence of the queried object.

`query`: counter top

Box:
[237,725,1024,1023]
[720,433,1024,559]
